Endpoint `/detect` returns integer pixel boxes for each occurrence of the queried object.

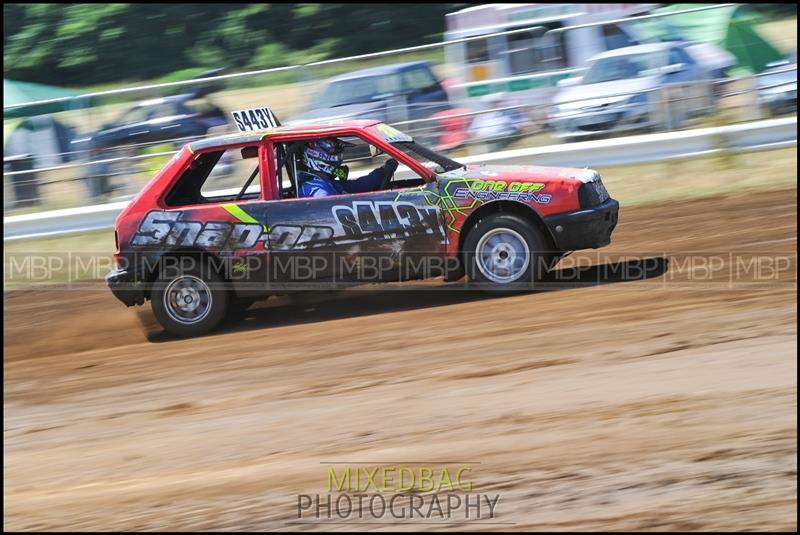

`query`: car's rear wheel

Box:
[151,259,229,337]
[463,214,552,290]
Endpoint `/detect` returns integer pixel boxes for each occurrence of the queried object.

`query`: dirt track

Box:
[4,188,797,531]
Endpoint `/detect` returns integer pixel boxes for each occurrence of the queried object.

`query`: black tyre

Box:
[463,213,554,290]
[151,258,230,337]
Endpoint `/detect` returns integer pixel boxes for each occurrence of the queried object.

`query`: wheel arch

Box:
[457,201,558,259]
[142,247,230,287]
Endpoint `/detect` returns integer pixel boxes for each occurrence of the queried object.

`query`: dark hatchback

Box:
[287,61,451,146]
[76,92,228,151]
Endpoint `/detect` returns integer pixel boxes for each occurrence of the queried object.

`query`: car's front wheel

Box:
[463,214,553,290]
[151,259,229,337]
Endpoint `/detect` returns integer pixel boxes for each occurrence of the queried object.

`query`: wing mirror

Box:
[557,76,582,88]
[662,63,685,75]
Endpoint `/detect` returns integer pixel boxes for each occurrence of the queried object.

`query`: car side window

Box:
[339,135,396,179]
[119,106,149,125]
[402,68,439,93]
[274,135,426,200]
[151,102,179,118]
[165,144,261,206]
[669,47,693,67]
[376,73,402,95]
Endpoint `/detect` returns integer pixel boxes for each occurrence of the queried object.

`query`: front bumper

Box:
[543,198,619,251]
[549,105,651,139]
[106,267,146,306]
[759,89,797,115]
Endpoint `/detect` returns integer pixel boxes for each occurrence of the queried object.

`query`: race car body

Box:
[107,117,618,336]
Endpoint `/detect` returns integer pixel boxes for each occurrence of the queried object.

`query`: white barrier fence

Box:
[4,116,796,241]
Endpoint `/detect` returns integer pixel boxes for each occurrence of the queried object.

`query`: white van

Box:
[443,4,659,108]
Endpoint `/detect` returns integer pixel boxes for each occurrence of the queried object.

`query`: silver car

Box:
[548,42,730,140]
[757,53,797,117]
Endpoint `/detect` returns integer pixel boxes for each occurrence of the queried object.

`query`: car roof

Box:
[136,94,195,107]
[328,61,431,82]
[187,119,381,152]
[591,41,683,61]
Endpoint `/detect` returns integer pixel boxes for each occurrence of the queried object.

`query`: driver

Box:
[297,138,398,198]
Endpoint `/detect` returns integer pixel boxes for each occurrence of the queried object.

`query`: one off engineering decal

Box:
[453,180,551,203]
[393,178,552,237]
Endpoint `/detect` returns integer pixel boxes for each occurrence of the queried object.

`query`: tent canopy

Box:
[633,4,785,74]
[3,79,82,119]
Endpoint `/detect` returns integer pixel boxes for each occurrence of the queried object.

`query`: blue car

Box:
[287,61,451,145]
[74,86,228,199]
[76,92,227,152]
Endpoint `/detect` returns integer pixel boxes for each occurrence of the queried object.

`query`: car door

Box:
[262,140,447,289]
[667,46,707,115]
[152,102,197,143]
[123,106,158,145]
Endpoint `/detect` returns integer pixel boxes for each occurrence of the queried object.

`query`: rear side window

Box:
[165,145,261,206]
[118,106,150,125]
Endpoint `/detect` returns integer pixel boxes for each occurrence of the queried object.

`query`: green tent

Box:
[3,79,82,119]
[634,4,785,74]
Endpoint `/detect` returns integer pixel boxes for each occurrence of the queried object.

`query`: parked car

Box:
[287,61,454,147]
[75,92,227,152]
[106,115,619,336]
[468,93,528,152]
[547,41,732,140]
[757,54,797,117]
[74,88,228,199]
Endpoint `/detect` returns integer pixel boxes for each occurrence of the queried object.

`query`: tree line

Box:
[4,3,467,86]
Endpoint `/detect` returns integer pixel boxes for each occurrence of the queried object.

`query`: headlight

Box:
[578,176,610,208]
[761,81,797,95]
[626,92,648,106]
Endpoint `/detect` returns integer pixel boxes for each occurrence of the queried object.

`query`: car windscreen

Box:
[391,141,463,174]
[582,52,665,84]
[316,74,402,108]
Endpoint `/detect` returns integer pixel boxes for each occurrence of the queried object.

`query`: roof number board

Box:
[231,107,280,132]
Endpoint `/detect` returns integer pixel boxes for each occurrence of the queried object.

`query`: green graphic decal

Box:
[222,203,269,233]
[394,178,548,234]
[376,123,413,143]
[394,180,481,234]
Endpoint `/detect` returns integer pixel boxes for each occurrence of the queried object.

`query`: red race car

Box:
[107,111,618,336]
